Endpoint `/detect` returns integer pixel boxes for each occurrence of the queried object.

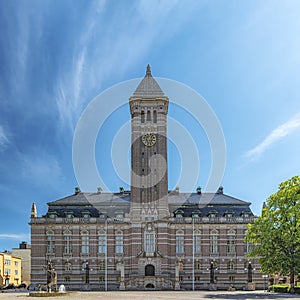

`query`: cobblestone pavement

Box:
[0,291,299,300]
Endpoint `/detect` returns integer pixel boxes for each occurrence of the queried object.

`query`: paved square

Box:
[0,291,300,300]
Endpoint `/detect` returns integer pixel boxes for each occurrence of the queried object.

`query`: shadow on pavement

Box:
[204,292,299,299]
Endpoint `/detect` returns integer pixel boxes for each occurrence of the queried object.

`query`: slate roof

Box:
[132,65,165,99]
[45,191,253,218]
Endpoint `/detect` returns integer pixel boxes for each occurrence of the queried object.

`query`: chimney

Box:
[196,186,202,194]
[217,186,224,194]
[75,187,81,195]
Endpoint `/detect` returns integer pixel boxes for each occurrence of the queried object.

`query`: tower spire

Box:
[31,202,37,218]
[146,64,152,77]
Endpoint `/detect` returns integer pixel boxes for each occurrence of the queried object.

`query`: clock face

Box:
[142,133,156,147]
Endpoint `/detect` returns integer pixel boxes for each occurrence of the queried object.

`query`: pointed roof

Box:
[132,64,165,99]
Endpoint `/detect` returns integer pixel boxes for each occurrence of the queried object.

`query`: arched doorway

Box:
[145,283,155,288]
[145,264,155,276]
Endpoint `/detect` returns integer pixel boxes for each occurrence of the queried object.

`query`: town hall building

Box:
[30,66,263,290]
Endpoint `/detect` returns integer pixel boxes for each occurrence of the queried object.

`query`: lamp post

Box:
[82,261,92,284]
[262,274,268,292]
[247,261,253,283]
[210,261,215,284]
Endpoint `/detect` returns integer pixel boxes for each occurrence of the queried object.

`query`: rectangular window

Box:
[64,235,72,254]
[229,276,235,282]
[15,270,18,275]
[115,236,123,254]
[4,260,10,265]
[4,269,11,275]
[81,235,89,254]
[227,235,236,253]
[99,275,105,282]
[98,234,106,254]
[145,232,155,253]
[193,235,201,254]
[176,235,184,254]
[47,235,55,254]
[153,110,157,123]
[14,261,18,267]
[210,234,218,254]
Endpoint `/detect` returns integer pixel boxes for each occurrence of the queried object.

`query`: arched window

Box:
[210,229,218,254]
[141,111,145,123]
[64,262,72,271]
[153,110,157,123]
[194,262,201,270]
[193,230,201,254]
[176,230,184,254]
[99,261,105,271]
[145,264,155,276]
[227,260,235,270]
[147,110,151,122]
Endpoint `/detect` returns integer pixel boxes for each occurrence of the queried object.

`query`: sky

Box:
[0,0,300,251]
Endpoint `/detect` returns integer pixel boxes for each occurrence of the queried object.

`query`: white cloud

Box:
[244,113,300,160]
[0,126,9,150]
[55,0,202,132]
[0,233,29,240]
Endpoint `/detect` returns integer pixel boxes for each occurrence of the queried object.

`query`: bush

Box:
[268,284,289,293]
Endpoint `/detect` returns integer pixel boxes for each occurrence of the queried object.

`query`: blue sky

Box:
[0,0,300,250]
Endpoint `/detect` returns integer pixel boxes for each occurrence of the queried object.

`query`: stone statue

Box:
[46,261,57,292]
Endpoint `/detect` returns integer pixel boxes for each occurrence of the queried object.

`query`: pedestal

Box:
[209,283,217,291]
[175,281,180,290]
[119,281,125,291]
[247,282,255,291]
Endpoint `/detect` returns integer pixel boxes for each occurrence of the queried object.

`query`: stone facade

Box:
[30,66,263,290]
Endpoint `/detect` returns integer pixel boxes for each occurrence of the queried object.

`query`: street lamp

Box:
[262,274,268,292]
[247,261,253,283]
[208,261,217,284]
[82,261,92,284]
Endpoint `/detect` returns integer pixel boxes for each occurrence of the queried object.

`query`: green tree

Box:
[246,176,300,292]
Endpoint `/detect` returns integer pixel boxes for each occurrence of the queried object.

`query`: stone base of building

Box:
[209,283,217,291]
[126,276,173,290]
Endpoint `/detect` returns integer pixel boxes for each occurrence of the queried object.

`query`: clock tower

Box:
[129,65,169,220]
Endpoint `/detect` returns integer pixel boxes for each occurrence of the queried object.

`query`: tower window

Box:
[141,111,145,123]
[147,110,151,122]
[153,110,157,123]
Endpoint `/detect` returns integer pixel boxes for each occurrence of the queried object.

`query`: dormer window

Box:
[175,210,184,218]
[242,211,250,218]
[225,211,234,218]
[192,211,201,218]
[48,210,57,219]
[65,211,74,219]
[209,211,217,219]
[82,211,91,219]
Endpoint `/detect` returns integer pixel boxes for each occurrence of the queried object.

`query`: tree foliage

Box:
[246,176,300,287]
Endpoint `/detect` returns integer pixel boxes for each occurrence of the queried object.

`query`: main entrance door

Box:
[145,264,155,276]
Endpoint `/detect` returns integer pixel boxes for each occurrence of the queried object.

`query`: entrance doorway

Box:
[145,264,155,276]
[145,283,155,288]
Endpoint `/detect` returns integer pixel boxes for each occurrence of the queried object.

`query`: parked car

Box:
[17,283,27,289]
